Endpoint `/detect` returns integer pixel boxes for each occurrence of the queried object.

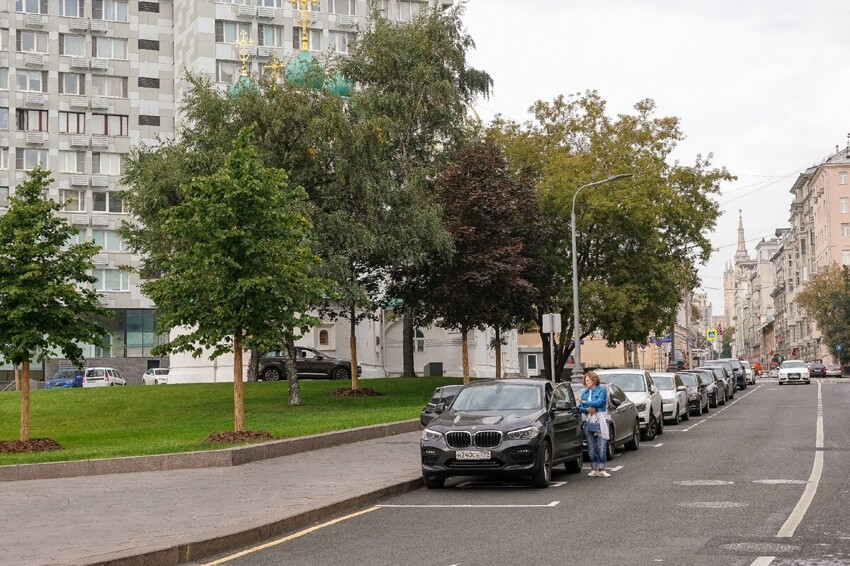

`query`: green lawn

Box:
[0,377,461,465]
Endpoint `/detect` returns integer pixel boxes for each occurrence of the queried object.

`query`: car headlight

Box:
[421,429,443,442]
[506,426,542,440]
[635,403,647,412]
[688,393,698,400]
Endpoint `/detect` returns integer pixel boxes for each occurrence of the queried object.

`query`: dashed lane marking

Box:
[653,443,663,447]
[377,501,560,508]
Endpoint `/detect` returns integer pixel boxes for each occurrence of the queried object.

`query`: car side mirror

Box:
[553,400,572,411]
[434,403,446,413]
[676,386,687,392]
[650,385,658,394]
[610,397,622,408]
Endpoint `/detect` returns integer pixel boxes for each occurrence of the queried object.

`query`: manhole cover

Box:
[675,480,734,486]
[680,501,748,509]
[752,479,810,485]
[720,542,800,553]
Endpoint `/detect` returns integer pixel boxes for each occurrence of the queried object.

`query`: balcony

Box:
[90,58,109,71]
[25,52,46,66]
[90,174,109,187]
[89,19,109,33]
[237,4,256,17]
[26,92,47,105]
[70,174,89,187]
[70,96,88,109]
[91,97,109,110]
[70,56,90,69]
[25,131,46,144]
[26,13,46,27]
[70,134,89,147]
[91,135,109,149]
[69,17,88,31]
[257,6,276,19]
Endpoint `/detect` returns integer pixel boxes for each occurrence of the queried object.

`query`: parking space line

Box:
[377,501,560,508]
[653,443,663,447]
[750,557,775,566]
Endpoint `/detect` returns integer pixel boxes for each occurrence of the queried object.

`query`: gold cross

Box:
[235,29,253,76]
[290,0,318,51]
[265,52,284,82]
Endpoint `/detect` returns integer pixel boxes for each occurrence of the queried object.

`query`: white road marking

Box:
[377,501,560,508]
[549,481,567,488]
[777,380,824,538]
[750,557,775,566]
[675,480,734,486]
[752,479,810,485]
[610,465,623,472]
[653,443,664,447]
[679,385,763,431]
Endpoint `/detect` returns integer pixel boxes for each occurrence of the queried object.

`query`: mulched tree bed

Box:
[330,387,382,398]
[204,430,274,445]
[0,438,63,454]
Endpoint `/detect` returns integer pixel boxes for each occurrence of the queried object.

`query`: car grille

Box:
[445,431,503,449]
[447,458,502,469]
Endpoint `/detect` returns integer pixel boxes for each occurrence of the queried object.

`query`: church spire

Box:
[735,209,749,262]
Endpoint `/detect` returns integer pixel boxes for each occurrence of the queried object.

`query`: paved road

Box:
[200,380,850,566]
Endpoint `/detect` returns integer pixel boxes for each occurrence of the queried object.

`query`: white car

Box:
[649,372,690,424]
[741,360,756,384]
[596,369,664,440]
[83,367,127,387]
[778,360,810,385]
[142,368,170,385]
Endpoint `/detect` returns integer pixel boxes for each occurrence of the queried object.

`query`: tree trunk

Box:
[403,307,415,377]
[285,339,301,406]
[21,358,30,441]
[233,333,245,432]
[350,306,359,391]
[461,328,470,384]
[247,348,259,382]
[495,327,502,378]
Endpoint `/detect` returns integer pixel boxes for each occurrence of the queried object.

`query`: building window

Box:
[62,189,86,212]
[16,148,49,170]
[93,0,128,21]
[59,34,87,56]
[59,0,85,17]
[92,75,128,98]
[329,31,355,53]
[0,148,7,169]
[840,172,848,185]
[0,108,8,130]
[59,150,86,173]
[215,20,251,44]
[92,229,125,251]
[93,37,128,59]
[17,109,48,132]
[92,113,129,136]
[800,239,807,255]
[216,0,250,4]
[398,1,422,21]
[92,152,123,175]
[258,24,284,47]
[292,28,322,51]
[59,111,86,134]
[0,67,7,89]
[93,191,125,213]
[93,268,129,291]
[842,224,850,237]
[16,30,49,53]
[0,28,9,51]
[841,197,849,214]
[258,0,283,6]
[59,72,86,95]
[216,60,245,84]
[0,186,9,208]
[527,354,537,370]
[319,329,329,346]
[415,329,425,352]
[328,0,355,15]
[16,0,48,14]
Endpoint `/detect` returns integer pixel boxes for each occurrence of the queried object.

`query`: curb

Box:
[89,477,424,566]
[0,419,420,482]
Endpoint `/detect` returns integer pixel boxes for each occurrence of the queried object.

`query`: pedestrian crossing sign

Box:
[706,328,718,341]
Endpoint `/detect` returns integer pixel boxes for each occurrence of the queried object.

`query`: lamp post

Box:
[570,173,632,378]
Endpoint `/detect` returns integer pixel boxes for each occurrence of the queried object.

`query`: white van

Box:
[83,367,127,387]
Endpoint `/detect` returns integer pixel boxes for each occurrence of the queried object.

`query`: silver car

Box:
[571,382,641,460]
[596,369,664,441]
[649,372,689,425]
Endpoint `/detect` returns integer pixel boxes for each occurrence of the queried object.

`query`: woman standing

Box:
[578,371,610,477]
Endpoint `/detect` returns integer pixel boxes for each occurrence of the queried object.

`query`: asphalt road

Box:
[198,379,850,566]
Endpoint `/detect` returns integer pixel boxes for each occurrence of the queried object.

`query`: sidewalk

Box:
[1,430,423,566]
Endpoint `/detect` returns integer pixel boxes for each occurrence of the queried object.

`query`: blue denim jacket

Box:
[579,386,607,414]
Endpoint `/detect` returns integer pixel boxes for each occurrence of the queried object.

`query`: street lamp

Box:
[570,173,632,378]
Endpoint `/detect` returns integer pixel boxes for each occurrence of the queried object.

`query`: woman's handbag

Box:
[585,413,601,434]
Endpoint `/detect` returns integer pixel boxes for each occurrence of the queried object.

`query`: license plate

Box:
[456,450,491,460]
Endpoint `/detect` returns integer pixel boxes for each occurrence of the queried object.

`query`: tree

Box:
[720,326,735,358]
[141,130,325,431]
[426,141,542,382]
[490,91,733,379]
[342,3,492,376]
[0,167,108,441]
[796,264,850,365]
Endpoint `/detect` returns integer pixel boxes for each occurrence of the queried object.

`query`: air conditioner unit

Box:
[90,58,109,71]
[89,19,108,33]
[69,17,89,31]
[91,135,109,149]
[90,174,109,187]
[26,92,47,105]
[70,96,89,109]
[70,174,89,187]
[25,132,46,144]
[25,52,46,66]
[70,134,89,147]
[257,6,276,19]
[70,57,90,69]
[91,97,109,110]
[337,14,357,27]
[237,4,256,17]
[26,13,46,27]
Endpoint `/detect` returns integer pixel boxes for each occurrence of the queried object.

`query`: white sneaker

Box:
[597,470,611,478]
[588,470,599,477]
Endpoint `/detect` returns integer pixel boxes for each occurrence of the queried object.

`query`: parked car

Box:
[142,368,170,385]
[45,368,84,389]
[740,360,756,384]
[83,367,127,387]
[703,359,743,390]
[719,358,747,389]
[596,369,664,441]
[570,382,641,459]
[258,347,362,381]
[420,384,464,426]
[778,360,810,385]
[678,372,709,416]
[691,368,724,407]
[697,366,734,402]
[808,362,827,378]
[825,364,842,377]
[649,372,690,424]
[420,379,585,489]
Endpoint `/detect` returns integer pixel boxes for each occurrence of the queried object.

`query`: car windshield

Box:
[741,361,751,368]
[600,373,646,392]
[652,376,674,390]
[678,373,698,387]
[781,361,806,369]
[451,384,542,411]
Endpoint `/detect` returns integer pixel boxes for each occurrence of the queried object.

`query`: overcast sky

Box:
[461,0,850,313]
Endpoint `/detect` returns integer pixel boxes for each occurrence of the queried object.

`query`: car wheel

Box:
[531,441,552,488]
[710,393,718,409]
[641,414,657,441]
[606,426,616,461]
[657,411,664,435]
[262,367,282,382]
[625,419,640,451]
[682,405,690,421]
[669,405,680,425]
[422,473,445,489]
[564,450,583,474]
[702,399,709,414]
[332,366,350,380]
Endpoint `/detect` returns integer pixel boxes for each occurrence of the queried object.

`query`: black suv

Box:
[420,379,584,489]
[258,347,362,381]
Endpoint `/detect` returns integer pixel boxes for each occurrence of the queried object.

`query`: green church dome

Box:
[228,73,259,97]
[285,50,324,90]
